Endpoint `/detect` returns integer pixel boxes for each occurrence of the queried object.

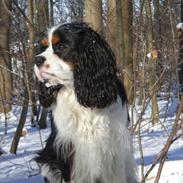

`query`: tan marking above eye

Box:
[41,38,49,46]
[52,34,61,44]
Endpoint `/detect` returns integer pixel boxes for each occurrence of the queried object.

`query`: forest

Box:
[0,0,183,182]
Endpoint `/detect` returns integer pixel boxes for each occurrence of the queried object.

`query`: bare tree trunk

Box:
[10,90,28,154]
[121,0,134,104]
[84,0,102,34]
[36,0,49,33]
[27,0,37,126]
[10,0,36,153]
[178,0,183,99]
[154,0,161,48]
[115,0,124,68]
[146,0,159,125]
[50,0,54,25]
[0,0,12,113]
[106,0,117,56]
[137,0,145,106]
[35,0,49,129]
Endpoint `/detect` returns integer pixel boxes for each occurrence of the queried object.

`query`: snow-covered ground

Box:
[0,108,49,183]
[134,97,183,183]
[134,118,183,183]
[0,99,183,183]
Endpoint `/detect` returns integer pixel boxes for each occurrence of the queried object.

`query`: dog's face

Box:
[34,24,79,86]
[34,22,118,108]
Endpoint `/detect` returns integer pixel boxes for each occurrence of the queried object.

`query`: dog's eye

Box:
[53,43,66,54]
[58,43,65,50]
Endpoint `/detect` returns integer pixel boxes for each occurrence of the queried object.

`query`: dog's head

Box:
[34,22,118,108]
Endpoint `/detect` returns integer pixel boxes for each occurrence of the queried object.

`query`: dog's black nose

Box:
[35,56,46,67]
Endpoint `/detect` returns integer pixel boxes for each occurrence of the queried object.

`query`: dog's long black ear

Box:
[74,28,118,108]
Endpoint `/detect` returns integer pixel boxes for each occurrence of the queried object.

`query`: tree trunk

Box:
[178,0,183,98]
[153,0,161,48]
[84,0,102,34]
[36,0,49,33]
[10,90,28,154]
[115,0,124,68]
[50,0,54,25]
[35,0,49,129]
[0,0,12,113]
[106,0,117,55]
[121,0,134,104]
[27,0,37,126]
[137,0,145,106]
[146,0,159,125]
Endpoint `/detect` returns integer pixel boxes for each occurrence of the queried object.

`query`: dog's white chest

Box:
[52,88,128,182]
[53,89,112,140]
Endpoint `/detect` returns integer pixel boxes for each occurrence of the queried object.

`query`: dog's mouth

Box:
[41,71,56,78]
[34,65,71,86]
[34,65,53,81]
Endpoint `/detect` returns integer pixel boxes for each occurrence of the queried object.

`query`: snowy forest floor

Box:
[0,99,183,183]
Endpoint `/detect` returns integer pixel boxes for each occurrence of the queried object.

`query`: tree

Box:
[146,0,159,124]
[84,0,102,33]
[35,0,49,129]
[121,0,134,104]
[36,0,49,33]
[106,0,117,55]
[137,0,145,106]
[27,0,35,105]
[0,0,12,113]
[178,0,183,100]
[153,0,161,48]
[10,0,35,153]
[10,90,28,154]
[115,0,124,67]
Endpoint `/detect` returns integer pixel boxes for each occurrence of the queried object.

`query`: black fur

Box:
[52,22,118,108]
[35,123,74,182]
[116,78,128,105]
[35,79,127,183]
[74,27,118,108]
[38,81,62,108]
[35,22,129,183]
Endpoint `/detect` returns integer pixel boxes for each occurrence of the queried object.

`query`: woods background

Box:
[0,0,183,182]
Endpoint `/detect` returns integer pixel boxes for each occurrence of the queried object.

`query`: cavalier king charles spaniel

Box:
[34,22,138,183]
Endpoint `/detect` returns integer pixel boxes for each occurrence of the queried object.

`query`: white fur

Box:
[34,24,74,87]
[51,87,137,183]
[34,24,138,183]
[41,164,62,183]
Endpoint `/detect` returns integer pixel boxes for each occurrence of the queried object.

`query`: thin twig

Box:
[142,97,183,182]
[13,0,34,29]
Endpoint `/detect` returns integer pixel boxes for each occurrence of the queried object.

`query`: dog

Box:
[34,22,138,183]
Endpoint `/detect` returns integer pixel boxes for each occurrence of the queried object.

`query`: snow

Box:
[135,120,183,182]
[176,22,183,30]
[143,161,183,183]
[0,107,50,183]
[0,100,183,183]
[134,96,183,182]
[147,52,152,59]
